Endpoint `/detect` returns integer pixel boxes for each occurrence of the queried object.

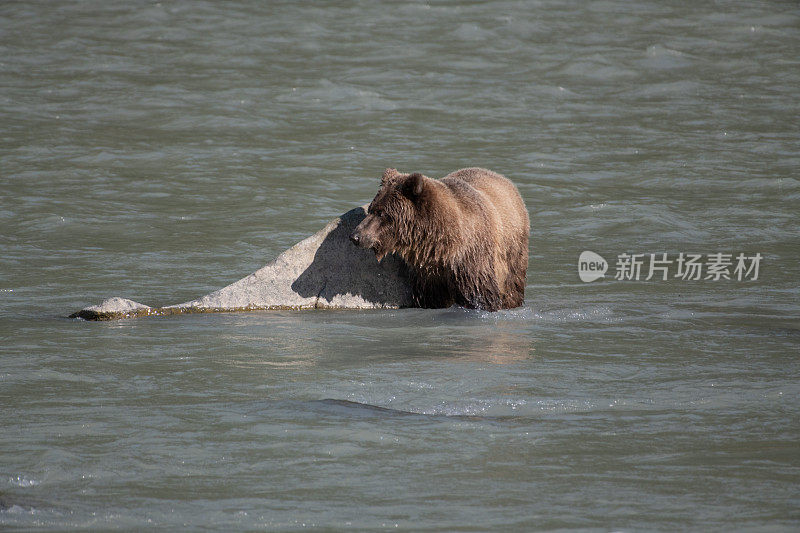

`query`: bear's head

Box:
[349,168,428,262]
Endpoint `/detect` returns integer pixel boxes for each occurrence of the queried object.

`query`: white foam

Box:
[8,475,39,488]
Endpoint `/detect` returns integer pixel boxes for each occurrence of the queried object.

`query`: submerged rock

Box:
[70,207,413,321]
[72,297,153,321]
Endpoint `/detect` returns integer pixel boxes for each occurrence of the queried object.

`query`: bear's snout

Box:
[349,231,362,246]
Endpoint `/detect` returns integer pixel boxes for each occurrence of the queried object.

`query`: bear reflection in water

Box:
[350,168,530,311]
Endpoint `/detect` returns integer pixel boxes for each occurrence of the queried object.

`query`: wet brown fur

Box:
[350,167,530,311]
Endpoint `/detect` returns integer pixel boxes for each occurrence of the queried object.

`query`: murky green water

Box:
[2,1,799,530]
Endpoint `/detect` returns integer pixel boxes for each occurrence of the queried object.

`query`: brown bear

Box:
[350,167,529,311]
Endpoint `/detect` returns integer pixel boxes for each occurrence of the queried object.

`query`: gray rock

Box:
[70,206,413,321]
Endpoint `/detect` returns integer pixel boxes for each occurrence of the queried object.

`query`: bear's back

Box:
[441,167,530,309]
[442,168,529,238]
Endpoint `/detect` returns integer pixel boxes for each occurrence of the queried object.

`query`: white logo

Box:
[579,251,608,282]
[578,251,762,282]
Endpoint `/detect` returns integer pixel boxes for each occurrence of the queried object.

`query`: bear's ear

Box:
[402,172,425,200]
[381,168,400,185]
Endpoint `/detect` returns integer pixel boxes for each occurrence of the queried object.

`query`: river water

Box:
[2,1,799,530]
